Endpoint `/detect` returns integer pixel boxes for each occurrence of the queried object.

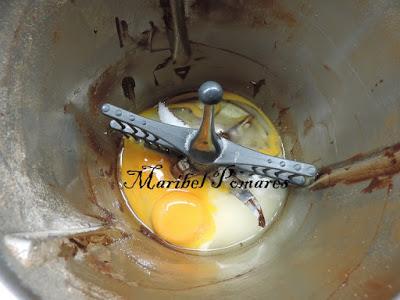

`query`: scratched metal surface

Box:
[0,0,400,299]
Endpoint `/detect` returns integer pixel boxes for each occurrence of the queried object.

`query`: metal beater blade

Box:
[101,81,318,186]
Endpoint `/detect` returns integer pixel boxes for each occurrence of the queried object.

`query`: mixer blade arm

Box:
[214,139,317,186]
[102,103,194,155]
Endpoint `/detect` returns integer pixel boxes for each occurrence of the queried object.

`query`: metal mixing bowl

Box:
[0,0,399,299]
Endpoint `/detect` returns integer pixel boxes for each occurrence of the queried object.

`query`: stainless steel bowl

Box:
[1,0,399,299]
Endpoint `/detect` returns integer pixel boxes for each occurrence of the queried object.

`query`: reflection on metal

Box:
[174,65,191,79]
[1,0,400,298]
[169,0,191,65]
[249,79,266,97]
[189,81,223,163]
[4,224,107,267]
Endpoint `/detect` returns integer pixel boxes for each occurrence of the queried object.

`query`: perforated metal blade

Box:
[101,85,317,187]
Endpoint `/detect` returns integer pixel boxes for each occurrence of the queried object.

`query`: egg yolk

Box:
[152,191,215,246]
[120,138,216,248]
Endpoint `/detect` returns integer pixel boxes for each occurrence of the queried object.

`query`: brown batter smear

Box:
[310,143,400,192]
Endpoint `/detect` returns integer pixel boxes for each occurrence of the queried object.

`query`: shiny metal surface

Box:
[189,81,223,163]
[102,93,316,184]
[0,0,400,299]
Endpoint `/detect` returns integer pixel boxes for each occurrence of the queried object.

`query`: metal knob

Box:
[189,81,223,163]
